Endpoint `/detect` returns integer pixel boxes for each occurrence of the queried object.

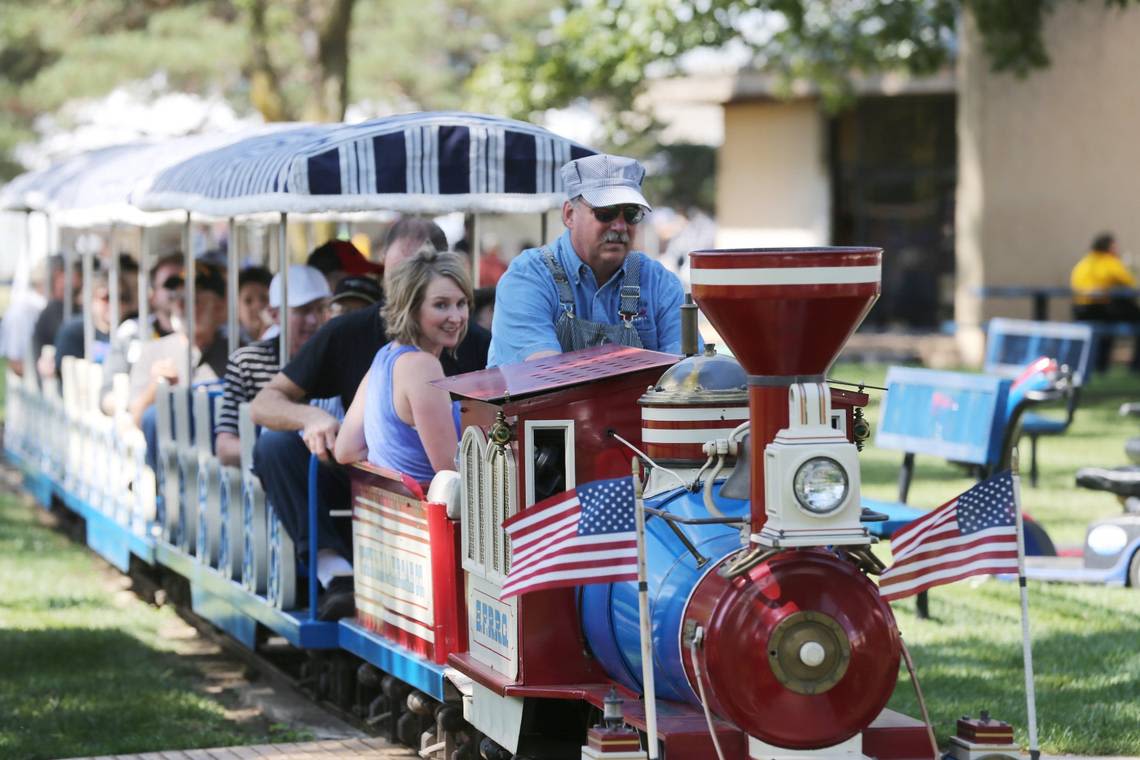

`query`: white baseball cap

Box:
[269,264,332,309]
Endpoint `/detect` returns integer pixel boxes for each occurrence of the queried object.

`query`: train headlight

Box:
[793,457,848,515]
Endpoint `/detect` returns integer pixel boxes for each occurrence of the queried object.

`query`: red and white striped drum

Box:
[638,346,748,464]
[689,248,882,531]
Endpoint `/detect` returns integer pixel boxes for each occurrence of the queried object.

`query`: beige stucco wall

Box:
[715,100,830,248]
[956,2,1140,361]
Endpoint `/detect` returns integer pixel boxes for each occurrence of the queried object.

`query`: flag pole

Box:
[1010,450,1040,760]
[632,459,659,760]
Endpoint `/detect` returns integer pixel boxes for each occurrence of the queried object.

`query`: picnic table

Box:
[977,285,1140,321]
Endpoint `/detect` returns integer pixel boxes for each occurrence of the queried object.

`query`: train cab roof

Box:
[433,345,678,406]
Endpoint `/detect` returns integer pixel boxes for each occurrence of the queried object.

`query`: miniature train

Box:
[6,245,941,759]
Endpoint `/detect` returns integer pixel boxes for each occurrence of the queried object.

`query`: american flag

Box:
[878,471,1020,602]
[498,476,639,599]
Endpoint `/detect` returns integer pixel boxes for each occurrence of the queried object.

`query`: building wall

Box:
[715,100,830,248]
[956,2,1140,360]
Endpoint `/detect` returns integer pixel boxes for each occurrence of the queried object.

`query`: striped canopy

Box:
[0,143,143,215]
[49,130,283,227]
[0,129,287,226]
[132,112,597,217]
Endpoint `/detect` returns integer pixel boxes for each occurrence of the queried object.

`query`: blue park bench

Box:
[862,366,1057,616]
[984,318,1094,486]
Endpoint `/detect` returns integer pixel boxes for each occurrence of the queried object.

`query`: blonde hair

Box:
[382,246,474,350]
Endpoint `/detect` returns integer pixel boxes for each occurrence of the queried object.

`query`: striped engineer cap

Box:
[560,153,652,211]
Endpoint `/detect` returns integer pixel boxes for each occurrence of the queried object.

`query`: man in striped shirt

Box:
[214,265,330,466]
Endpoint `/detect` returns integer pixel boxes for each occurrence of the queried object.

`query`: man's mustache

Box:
[603,230,630,244]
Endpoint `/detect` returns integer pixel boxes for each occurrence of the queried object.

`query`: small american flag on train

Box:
[878,471,1020,602]
[498,476,639,599]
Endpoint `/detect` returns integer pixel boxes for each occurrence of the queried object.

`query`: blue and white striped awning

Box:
[0,127,293,226]
[132,112,597,217]
[49,130,285,226]
[0,143,143,214]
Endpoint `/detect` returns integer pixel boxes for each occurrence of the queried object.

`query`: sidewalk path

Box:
[68,737,416,759]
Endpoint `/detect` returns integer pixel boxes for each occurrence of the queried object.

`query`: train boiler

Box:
[431,246,934,760]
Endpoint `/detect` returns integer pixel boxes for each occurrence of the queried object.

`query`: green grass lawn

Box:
[831,363,1140,753]
[0,490,306,759]
[2,361,1137,755]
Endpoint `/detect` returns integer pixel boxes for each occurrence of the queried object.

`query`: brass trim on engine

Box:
[767,611,851,695]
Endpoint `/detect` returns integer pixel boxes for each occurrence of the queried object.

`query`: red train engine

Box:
[349,246,932,759]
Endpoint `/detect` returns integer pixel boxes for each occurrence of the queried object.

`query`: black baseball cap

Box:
[162,261,226,297]
[330,275,382,306]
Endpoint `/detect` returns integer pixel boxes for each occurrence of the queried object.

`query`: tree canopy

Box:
[0,0,1134,179]
[466,0,1136,145]
[0,0,557,177]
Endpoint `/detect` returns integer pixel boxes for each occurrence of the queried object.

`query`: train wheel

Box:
[267,503,296,609]
[178,457,199,555]
[218,468,242,580]
[201,459,224,568]
[241,477,268,594]
[196,464,212,564]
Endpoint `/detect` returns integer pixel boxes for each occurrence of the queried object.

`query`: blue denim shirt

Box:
[487,230,688,366]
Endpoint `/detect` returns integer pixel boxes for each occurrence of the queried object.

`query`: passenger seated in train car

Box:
[129,261,230,471]
[306,238,383,292]
[248,218,489,620]
[213,265,330,466]
[100,252,186,413]
[471,286,495,332]
[307,275,385,422]
[326,275,382,320]
[53,260,138,373]
[487,153,690,366]
[32,253,83,382]
[333,247,470,478]
[236,265,272,343]
[0,255,50,377]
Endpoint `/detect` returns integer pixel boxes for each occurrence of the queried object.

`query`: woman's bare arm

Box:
[333,370,370,465]
[397,352,458,474]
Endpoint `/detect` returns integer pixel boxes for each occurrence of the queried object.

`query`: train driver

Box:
[487,153,690,366]
[334,248,470,480]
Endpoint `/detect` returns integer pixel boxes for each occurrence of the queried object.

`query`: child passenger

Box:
[334,248,472,480]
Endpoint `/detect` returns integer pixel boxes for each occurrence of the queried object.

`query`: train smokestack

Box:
[688,247,881,532]
[680,293,699,357]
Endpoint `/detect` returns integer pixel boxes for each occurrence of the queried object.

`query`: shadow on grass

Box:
[0,626,259,760]
[890,627,1140,754]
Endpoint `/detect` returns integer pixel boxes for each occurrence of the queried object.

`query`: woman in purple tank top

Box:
[334,248,471,481]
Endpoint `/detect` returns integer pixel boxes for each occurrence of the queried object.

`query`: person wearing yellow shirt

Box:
[1071,232,1140,371]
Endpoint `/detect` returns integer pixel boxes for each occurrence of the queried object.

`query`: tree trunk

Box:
[304,0,356,122]
[248,0,291,121]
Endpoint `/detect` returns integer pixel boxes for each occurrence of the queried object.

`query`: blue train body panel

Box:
[155,542,339,650]
[338,620,449,700]
[580,482,749,705]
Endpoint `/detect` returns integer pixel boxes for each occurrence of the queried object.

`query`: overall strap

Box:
[538,246,576,312]
[618,252,642,320]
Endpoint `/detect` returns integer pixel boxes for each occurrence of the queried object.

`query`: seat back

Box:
[985,318,1094,386]
[876,366,1012,470]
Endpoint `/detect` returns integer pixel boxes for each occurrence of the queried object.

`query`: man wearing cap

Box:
[488,153,688,366]
[327,275,382,319]
[128,261,230,425]
[128,260,230,474]
[214,265,330,466]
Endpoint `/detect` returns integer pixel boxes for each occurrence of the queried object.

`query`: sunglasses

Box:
[587,204,646,225]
